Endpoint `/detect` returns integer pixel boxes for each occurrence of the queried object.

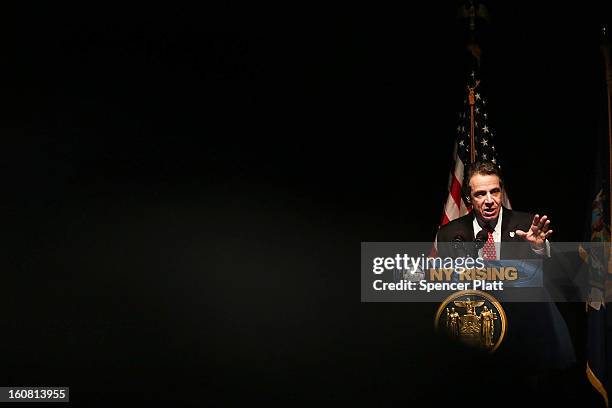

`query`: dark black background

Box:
[3,1,611,406]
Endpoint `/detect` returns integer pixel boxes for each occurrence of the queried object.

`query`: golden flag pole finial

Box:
[457,1,489,64]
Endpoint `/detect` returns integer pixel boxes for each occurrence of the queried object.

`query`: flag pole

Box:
[602,26,612,242]
[584,27,612,408]
[468,81,479,164]
[460,0,488,164]
[602,26,612,287]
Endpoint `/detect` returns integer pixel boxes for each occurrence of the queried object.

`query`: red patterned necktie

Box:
[483,229,497,260]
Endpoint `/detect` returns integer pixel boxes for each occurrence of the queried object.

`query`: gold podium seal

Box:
[434,290,507,352]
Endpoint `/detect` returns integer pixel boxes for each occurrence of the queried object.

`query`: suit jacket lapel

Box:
[500,207,514,258]
[501,207,513,243]
[462,213,475,241]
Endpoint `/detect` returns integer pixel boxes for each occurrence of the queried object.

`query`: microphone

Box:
[475,229,488,249]
[452,233,467,255]
[453,233,465,244]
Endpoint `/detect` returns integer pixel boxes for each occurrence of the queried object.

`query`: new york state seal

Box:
[434,290,507,352]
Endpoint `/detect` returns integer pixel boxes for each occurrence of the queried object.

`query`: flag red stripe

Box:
[440,213,449,225]
[449,173,463,208]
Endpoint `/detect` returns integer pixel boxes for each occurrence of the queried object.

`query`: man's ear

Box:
[461,182,472,208]
[462,194,472,208]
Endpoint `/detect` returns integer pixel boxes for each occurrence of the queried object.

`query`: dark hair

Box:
[462,161,504,206]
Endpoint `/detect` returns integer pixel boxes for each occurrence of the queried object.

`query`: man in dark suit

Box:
[436,160,552,259]
[436,161,577,403]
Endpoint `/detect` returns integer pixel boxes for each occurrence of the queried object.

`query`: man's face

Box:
[469,173,502,223]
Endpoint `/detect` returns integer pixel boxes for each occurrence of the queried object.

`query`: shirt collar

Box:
[473,207,503,234]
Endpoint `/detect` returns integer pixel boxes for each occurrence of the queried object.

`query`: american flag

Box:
[439,69,511,228]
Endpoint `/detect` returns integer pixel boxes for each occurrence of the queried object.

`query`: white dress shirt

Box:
[472,207,503,260]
